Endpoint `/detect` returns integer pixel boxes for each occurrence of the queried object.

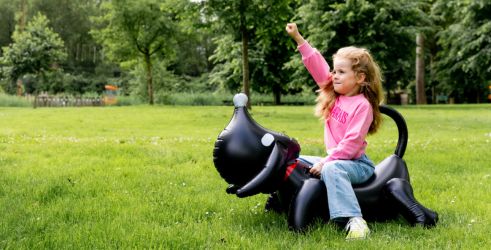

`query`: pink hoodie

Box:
[298,42,373,164]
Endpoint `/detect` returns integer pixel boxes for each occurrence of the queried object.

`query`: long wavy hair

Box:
[314,46,384,134]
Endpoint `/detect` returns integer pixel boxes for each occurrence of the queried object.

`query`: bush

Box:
[0,90,316,107]
[0,93,31,107]
[114,95,143,106]
[151,91,317,106]
[154,91,224,105]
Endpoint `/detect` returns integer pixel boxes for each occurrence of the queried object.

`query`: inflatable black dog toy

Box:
[213,93,438,231]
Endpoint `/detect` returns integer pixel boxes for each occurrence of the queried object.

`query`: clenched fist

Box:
[286,23,305,46]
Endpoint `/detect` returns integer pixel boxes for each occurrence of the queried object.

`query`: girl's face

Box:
[332,57,365,96]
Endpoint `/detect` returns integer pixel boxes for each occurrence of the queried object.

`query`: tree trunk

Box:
[273,84,281,105]
[385,79,391,103]
[430,55,435,104]
[416,33,426,104]
[144,53,154,105]
[240,0,251,109]
[241,30,250,108]
[18,0,27,32]
[16,79,23,96]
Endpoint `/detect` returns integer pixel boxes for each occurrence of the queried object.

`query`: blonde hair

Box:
[314,46,384,134]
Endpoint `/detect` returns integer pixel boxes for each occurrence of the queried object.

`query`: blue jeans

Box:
[299,154,375,220]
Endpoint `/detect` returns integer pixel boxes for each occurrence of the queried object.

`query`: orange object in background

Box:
[104,85,118,105]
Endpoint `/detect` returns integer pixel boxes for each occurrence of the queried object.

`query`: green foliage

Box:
[113,95,144,106]
[0,0,115,95]
[60,72,110,95]
[289,0,432,94]
[432,0,491,103]
[0,0,15,48]
[0,105,491,248]
[126,59,184,101]
[0,13,66,94]
[1,0,489,104]
[206,0,302,103]
[91,0,183,104]
[91,0,178,63]
[15,70,111,95]
[151,90,315,106]
[153,91,222,105]
[169,0,214,77]
[208,35,243,91]
[0,93,31,107]
[30,0,101,72]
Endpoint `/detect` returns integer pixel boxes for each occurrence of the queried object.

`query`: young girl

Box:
[286,23,384,240]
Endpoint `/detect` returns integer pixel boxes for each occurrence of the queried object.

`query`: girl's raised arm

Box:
[298,42,332,87]
[286,23,331,87]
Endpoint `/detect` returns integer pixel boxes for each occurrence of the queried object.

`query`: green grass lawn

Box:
[1,104,490,249]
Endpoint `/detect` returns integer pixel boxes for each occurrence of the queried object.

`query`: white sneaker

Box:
[344,217,370,240]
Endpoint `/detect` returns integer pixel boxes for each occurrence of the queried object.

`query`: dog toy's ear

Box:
[213,93,300,195]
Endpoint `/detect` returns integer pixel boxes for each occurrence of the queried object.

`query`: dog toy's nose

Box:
[233,93,248,107]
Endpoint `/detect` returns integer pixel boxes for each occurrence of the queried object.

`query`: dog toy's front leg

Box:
[288,178,329,232]
[236,142,287,197]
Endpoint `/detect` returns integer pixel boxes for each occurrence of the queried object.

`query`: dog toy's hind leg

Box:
[384,178,439,227]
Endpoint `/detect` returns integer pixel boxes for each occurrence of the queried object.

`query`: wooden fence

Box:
[33,95,104,108]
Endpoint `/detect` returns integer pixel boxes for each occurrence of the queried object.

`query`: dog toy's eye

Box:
[261,133,274,147]
[233,93,248,107]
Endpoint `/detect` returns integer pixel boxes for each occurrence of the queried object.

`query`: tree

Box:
[30,0,102,73]
[0,0,17,50]
[0,0,112,95]
[1,13,66,94]
[248,0,301,104]
[206,0,253,107]
[91,0,179,104]
[206,0,298,105]
[416,33,426,104]
[168,0,214,77]
[288,0,432,103]
[432,0,491,103]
